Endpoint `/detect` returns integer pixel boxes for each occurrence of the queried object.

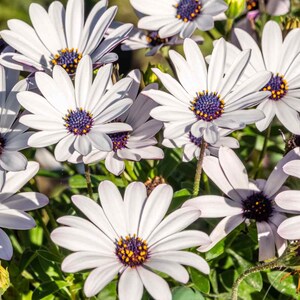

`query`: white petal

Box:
[277,216,300,240]
[198,214,244,252]
[124,182,147,235]
[0,209,35,229]
[183,196,242,217]
[262,21,282,72]
[274,190,300,211]
[137,267,172,300]
[74,135,92,156]
[145,260,189,283]
[0,152,27,172]
[208,38,226,92]
[84,263,122,298]
[54,134,75,162]
[87,129,112,152]
[28,130,68,148]
[256,100,275,132]
[203,156,241,202]
[138,184,173,240]
[150,230,210,252]
[263,147,300,197]
[75,56,92,108]
[105,152,125,176]
[65,0,84,49]
[99,181,127,237]
[0,192,48,211]
[119,268,143,300]
[147,207,201,245]
[283,160,300,178]
[257,221,275,261]
[62,252,117,273]
[150,251,210,275]
[0,229,12,260]
[71,195,118,240]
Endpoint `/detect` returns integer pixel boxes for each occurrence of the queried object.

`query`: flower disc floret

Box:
[242,191,274,222]
[109,131,130,152]
[146,31,169,47]
[115,235,149,268]
[51,48,82,74]
[175,0,202,22]
[64,108,93,135]
[190,91,224,121]
[246,0,259,11]
[261,74,288,101]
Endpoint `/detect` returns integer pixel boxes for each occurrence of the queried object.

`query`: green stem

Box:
[84,164,94,200]
[254,125,271,179]
[231,259,282,300]
[193,139,207,197]
[45,206,57,228]
[225,18,234,39]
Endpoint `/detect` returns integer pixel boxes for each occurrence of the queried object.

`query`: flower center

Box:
[189,131,203,146]
[246,0,259,11]
[262,74,288,101]
[115,235,149,268]
[242,192,274,222]
[190,91,224,121]
[146,31,169,47]
[0,135,5,155]
[108,131,129,152]
[175,0,202,22]
[63,108,93,135]
[51,48,82,74]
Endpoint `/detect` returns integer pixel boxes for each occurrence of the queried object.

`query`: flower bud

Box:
[0,265,9,296]
[225,0,246,19]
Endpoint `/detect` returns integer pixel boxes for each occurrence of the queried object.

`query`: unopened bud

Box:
[225,0,246,19]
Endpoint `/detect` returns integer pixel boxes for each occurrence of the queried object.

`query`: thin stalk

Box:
[254,125,271,179]
[231,259,282,300]
[45,205,58,228]
[193,139,207,197]
[84,164,94,200]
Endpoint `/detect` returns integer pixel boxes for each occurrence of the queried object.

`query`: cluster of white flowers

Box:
[0,0,299,298]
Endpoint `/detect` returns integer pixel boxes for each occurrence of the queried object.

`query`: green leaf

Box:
[190,268,210,294]
[229,251,263,292]
[172,287,204,300]
[32,281,70,300]
[37,250,61,263]
[205,240,225,261]
[169,188,191,211]
[69,174,87,189]
[96,281,117,300]
[267,271,298,297]
[220,269,237,291]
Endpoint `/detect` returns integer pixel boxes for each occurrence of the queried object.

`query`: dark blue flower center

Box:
[175,0,202,22]
[246,0,259,11]
[189,131,203,146]
[108,131,129,152]
[242,192,274,222]
[190,91,224,121]
[262,74,288,101]
[0,135,5,155]
[146,31,169,47]
[51,48,82,74]
[115,235,149,267]
[64,108,93,135]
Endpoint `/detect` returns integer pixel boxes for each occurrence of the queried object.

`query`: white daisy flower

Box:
[17,56,133,161]
[246,0,290,17]
[183,146,300,261]
[275,156,300,240]
[83,70,164,176]
[226,21,300,134]
[145,38,270,144]
[51,181,210,299]
[121,27,203,56]
[0,161,49,260]
[0,0,132,74]
[130,0,228,38]
[163,128,239,162]
[0,65,34,190]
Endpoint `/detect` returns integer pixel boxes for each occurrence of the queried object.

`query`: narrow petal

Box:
[119,268,143,300]
[137,267,172,300]
[0,229,12,260]
[257,221,275,261]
